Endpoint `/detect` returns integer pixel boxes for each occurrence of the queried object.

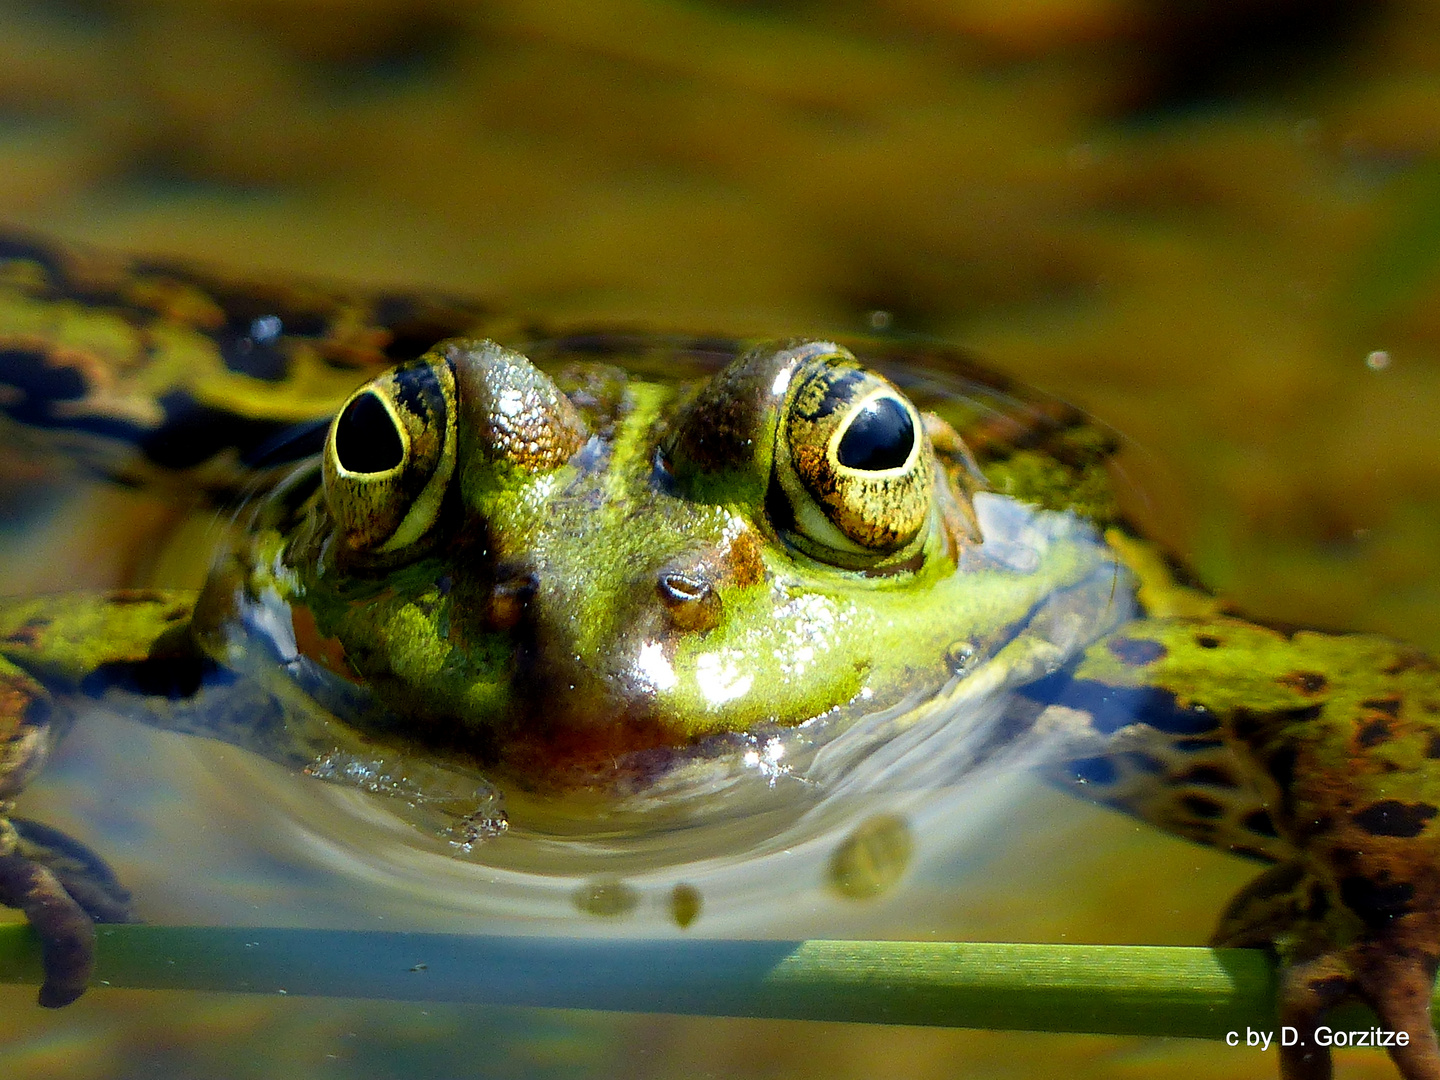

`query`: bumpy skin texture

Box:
[1,231,1439,1080]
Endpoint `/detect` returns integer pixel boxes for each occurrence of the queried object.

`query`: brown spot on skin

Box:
[290,604,363,685]
[1351,800,1438,838]
[1195,634,1221,649]
[1243,809,1278,837]
[1339,875,1414,925]
[1362,696,1402,717]
[3,617,49,648]
[1384,651,1434,675]
[1356,718,1392,748]
[1230,708,1262,742]
[1180,793,1225,819]
[1266,746,1298,805]
[722,528,765,588]
[1279,671,1327,695]
[1309,974,1351,997]
[1426,733,1440,759]
[1233,704,1323,745]
[1108,637,1167,666]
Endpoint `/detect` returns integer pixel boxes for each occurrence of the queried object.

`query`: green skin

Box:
[216,339,1113,790]
[0,237,1438,1079]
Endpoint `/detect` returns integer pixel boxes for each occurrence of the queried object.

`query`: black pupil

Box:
[836,396,914,471]
[334,391,404,474]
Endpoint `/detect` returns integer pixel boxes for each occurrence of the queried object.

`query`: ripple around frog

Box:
[176,349,1137,936]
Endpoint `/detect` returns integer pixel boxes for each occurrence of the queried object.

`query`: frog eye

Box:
[322,356,458,552]
[772,350,932,560]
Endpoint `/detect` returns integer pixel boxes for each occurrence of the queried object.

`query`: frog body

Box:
[1,231,1438,1079]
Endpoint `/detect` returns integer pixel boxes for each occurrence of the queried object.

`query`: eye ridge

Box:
[835,395,915,472]
[805,366,867,420]
[334,390,405,474]
[391,359,443,419]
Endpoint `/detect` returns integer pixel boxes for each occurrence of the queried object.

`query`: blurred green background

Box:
[2,0,1439,650]
[0,1,1436,1077]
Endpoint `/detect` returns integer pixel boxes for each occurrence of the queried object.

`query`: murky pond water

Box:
[0,352,1390,1080]
[2,1,1438,1076]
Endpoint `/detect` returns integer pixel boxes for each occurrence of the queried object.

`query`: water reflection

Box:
[0,350,1272,1077]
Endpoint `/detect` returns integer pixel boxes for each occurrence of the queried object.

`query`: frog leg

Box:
[1046,609,1440,1078]
[0,591,200,1005]
[0,653,88,1008]
[1221,908,1440,1080]
[1211,865,1435,1079]
[0,652,135,1007]
[1214,635,1440,1080]
[1351,943,1440,1080]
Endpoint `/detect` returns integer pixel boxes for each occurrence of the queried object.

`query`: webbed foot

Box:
[0,816,134,1007]
[0,651,133,1006]
[1268,941,1440,1080]
[1215,862,1440,1079]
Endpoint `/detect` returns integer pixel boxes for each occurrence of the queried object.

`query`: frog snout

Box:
[650,528,763,639]
[513,555,727,724]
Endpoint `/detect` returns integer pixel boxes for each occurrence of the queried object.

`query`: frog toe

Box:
[1275,952,1356,1080]
[1351,942,1440,1080]
[1272,942,1440,1080]
[1216,863,1440,1079]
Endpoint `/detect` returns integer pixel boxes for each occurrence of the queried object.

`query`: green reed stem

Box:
[0,922,1307,1038]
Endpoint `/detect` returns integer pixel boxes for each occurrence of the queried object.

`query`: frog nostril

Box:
[659,573,707,601]
[657,572,721,633]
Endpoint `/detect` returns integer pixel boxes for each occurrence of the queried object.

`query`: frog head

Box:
[201,338,1099,788]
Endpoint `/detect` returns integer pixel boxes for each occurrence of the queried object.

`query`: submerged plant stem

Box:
[0,923,1348,1037]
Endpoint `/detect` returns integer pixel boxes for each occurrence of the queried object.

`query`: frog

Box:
[1,230,1439,1080]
